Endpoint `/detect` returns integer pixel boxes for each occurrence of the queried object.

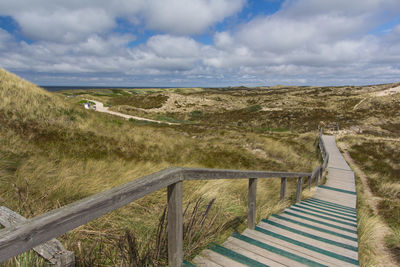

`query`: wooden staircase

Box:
[187,135,359,266]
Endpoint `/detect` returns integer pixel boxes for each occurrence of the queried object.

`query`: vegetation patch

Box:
[110,94,169,109]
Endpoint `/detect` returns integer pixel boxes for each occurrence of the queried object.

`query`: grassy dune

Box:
[0,68,319,266]
[1,68,399,265]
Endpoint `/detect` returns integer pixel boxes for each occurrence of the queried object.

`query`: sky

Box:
[0,0,400,87]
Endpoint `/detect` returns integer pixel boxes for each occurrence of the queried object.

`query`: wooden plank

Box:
[247,178,257,229]
[223,238,288,267]
[280,177,287,201]
[276,212,358,238]
[282,209,357,231]
[0,167,183,263]
[182,168,311,180]
[225,237,306,267]
[0,207,74,267]
[265,217,358,247]
[168,181,183,267]
[294,204,356,220]
[242,229,344,266]
[296,177,303,203]
[192,255,223,267]
[200,249,247,267]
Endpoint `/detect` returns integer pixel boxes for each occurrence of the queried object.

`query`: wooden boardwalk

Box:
[188,135,359,267]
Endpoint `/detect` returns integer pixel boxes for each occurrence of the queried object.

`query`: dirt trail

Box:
[353,97,367,110]
[88,100,178,125]
[339,143,398,266]
[372,85,400,97]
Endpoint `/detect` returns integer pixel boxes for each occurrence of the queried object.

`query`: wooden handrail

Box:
[0,135,329,266]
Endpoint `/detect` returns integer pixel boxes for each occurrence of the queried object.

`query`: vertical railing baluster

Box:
[168,181,183,267]
[280,177,287,201]
[307,175,312,190]
[296,177,303,203]
[248,178,257,229]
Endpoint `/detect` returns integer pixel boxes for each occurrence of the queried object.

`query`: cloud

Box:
[0,0,245,42]
[0,0,399,86]
[142,0,245,34]
[15,8,115,43]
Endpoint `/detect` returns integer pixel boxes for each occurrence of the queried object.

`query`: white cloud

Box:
[145,35,201,58]
[15,8,115,42]
[0,0,245,42]
[0,0,400,86]
[142,0,245,34]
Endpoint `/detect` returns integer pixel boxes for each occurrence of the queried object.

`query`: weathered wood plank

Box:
[243,229,340,266]
[280,177,287,201]
[225,237,301,267]
[247,178,257,230]
[296,177,303,203]
[200,249,247,267]
[182,168,311,180]
[192,255,223,267]
[0,206,74,267]
[0,165,313,264]
[0,167,183,263]
[223,238,287,266]
[168,181,183,267]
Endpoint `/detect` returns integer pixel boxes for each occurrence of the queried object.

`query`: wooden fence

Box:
[0,135,329,266]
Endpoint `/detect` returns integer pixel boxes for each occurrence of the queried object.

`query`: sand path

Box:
[88,100,178,125]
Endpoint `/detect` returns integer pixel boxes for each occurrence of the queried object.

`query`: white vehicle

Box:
[84,103,90,109]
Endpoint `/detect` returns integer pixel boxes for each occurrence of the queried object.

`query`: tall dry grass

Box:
[0,68,321,266]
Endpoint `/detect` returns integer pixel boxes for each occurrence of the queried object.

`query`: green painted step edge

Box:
[209,243,268,267]
[232,232,327,267]
[289,207,358,228]
[293,204,357,223]
[304,199,356,213]
[305,199,356,213]
[318,185,357,195]
[263,218,358,250]
[300,202,357,218]
[255,226,360,266]
[283,210,358,234]
[309,198,356,211]
[183,260,196,267]
[270,215,358,242]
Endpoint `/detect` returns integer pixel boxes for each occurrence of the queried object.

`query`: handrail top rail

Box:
[0,166,313,261]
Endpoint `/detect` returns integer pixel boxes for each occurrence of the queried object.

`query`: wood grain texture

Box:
[296,177,303,203]
[0,165,314,263]
[182,168,310,180]
[168,181,183,267]
[0,206,74,267]
[0,167,183,262]
[280,177,287,201]
[247,178,257,230]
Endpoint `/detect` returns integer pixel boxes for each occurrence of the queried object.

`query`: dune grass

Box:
[340,135,400,265]
[0,68,321,266]
[2,67,399,265]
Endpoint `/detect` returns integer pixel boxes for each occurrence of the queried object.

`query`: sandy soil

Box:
[372,85,400,97]
[88,100,178,125]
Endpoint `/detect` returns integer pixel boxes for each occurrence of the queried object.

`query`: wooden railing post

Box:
[247,178,257,229]
[168,181,183,267]
[307,175,311,190]
[280,177,287,201]
[317,167,322,185]
[296,177,303,203]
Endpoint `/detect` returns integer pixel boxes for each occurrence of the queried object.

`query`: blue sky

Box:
[0,0,399,87]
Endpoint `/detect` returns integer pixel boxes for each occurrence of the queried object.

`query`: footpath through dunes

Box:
[87,99,179,125]
[189,135,359,267]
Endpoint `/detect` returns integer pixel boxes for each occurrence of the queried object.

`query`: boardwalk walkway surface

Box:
[187,135,359,266]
